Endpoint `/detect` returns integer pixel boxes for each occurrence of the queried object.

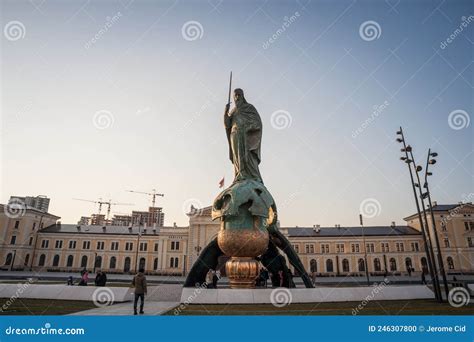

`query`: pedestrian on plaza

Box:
[421,271,426,285]
[79,270,89,286]
[95,270,107,286]
[132,268,147,315]
[67,276,74,286]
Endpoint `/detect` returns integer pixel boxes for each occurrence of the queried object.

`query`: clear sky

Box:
[1,0,472,227]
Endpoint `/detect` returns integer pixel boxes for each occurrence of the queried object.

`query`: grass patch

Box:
[165,300,474,316]
[0,298,97,315]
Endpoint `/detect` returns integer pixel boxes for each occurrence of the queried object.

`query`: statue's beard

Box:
[235,98,244,108]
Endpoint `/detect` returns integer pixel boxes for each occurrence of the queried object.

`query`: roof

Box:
[40,224,187,236]
[285,225,421,237]
[0,204,60,219]
[404,203,473,220]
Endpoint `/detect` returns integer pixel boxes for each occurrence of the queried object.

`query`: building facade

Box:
[1,203,473,277]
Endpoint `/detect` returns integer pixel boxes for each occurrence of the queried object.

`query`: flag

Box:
[219,177,225,188]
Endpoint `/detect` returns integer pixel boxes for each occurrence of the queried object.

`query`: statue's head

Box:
[234,88,246,107]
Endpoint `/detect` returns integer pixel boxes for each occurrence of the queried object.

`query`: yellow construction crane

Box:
[126,189,164,209]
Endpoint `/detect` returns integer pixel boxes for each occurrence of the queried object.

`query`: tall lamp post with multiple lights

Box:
[396,127,442,302]
[423,149,449,300]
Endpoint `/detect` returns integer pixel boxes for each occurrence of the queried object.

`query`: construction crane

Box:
[126,189,164,209]
[126,189,164,227]
[73,198,134,221]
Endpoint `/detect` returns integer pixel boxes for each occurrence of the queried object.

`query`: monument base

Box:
[226,257,260,289]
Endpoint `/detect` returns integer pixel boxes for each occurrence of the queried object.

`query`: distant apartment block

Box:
[9,195,50,213]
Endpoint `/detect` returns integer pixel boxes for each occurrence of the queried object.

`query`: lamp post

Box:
[396,127,441,301]
[359,214,370,286]
[423,149,449,300]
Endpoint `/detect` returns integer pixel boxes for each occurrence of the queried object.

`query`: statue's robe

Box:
[224,102,263,183]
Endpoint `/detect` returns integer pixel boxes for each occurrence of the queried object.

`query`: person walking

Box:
[421,271,426,285]
[132,268,147,315]
[79,270,89,286]
[95,270,107,286]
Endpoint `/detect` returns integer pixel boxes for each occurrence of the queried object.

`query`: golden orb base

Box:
[225,257,260,289]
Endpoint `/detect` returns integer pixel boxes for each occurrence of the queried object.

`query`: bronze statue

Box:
[184,75,313,289]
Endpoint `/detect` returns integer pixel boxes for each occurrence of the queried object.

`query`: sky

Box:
[1,0,472,227]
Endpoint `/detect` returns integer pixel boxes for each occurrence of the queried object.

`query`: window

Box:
[411,242,419,252]
[444,238,450,248]
[310,259,317,273]
[5,253,13,266]
[41,240,49,248]
[351,244,360,253]
[321,244,330,254]
[24,254,30,266]
[381,243,389,252]
[97,241,105,250]
[366,243,375,253]
[389,258,397,271]
[124,257,131,272]
[139,257,146,269]
[293,244,299,253]
[29,237,33,246]
[111,242,119,251]
[81,255,88,268]
[169,257,178,268]
[342,258,350,272]
[38,254,46,266]
[139,242,148,251]
[336,243,344,253]
[109,256,117,269]
[68,240,77,249]
[53,255,60,267]
[468,237,474,247]
[153,258,159,270]
[326,259,333,272]
[441,221,447,231]
[171,241,180,251]
[125,242,133,251]
[447,256,454,270]
[305,244,314,254]
[32,222,36,230]
[67,255,74,267]
[55,240,63,249]
[464,222,469,231]
[358,258,365,272]
[154,243,158,252]
[405,257,413,271]
[396,242,404,252]
[83,241,91,250]
[373,258,381,272]
[14,221,20,229]
[10,236,16,245]
[94,256,102,268]
[470,222,474,230]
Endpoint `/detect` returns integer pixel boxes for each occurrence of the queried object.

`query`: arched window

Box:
[447,256,454,270]
[139,257,146,270]
[342,258,350,272]
[326,259,333,272]
[310,259,317,273]
[153,258,158,271]
[38,254,46,266]
[358,258,365,272]
[124,257,131,272]
[24,254,30,266]
[67,255,74,267]
[373,258,381,272]
[53,254,60,267]
[81,255,88,268]
[389,258,397,271]
[109,256,117,269]
[405,257,413,271]
[94,256,102,269]
[5,253,12,266]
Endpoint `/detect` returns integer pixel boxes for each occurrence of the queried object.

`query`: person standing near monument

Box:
[132,268,147,315]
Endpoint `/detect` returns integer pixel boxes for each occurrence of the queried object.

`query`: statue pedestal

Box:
[225,257,260,289]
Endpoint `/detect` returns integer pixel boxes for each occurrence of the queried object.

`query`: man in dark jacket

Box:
[132,268,147,315]
[95,270,107,286]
